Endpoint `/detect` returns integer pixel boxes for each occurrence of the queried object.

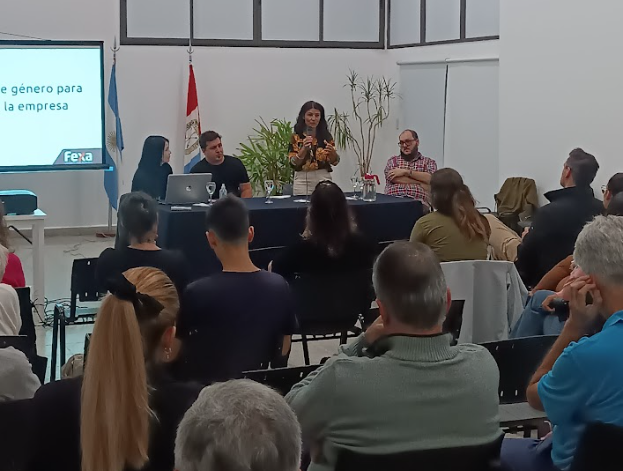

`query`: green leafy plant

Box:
[328,70,398,176]
[238,118,294,195]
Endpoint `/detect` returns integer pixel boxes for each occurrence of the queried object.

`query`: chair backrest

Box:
[242,365,321,396]
[441,260,528,343]
[0,335,47,384]
[0,398,35,471]
[71,257,103,302]
[335,434,505,471]
[15,287,36,348]
[291,270,373,336]
[480,335,557,404]
[570,422,623,471]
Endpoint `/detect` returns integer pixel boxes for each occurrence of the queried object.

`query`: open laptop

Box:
[164,174,212,204]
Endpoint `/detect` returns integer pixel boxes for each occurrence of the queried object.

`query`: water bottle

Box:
[219,184,227,199]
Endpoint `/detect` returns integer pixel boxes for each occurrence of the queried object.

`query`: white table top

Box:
[4,209,47,221]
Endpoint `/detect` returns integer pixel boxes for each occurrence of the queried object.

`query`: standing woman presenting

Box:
[131,135,173,200]
[289,101,339,196]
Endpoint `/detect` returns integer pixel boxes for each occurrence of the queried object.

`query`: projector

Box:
[0,190,38,215]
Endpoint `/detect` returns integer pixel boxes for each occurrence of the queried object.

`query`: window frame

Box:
[387,0,499,49]
[120,0,386,49]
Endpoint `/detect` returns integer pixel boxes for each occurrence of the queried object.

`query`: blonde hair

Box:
[80,267,179,471]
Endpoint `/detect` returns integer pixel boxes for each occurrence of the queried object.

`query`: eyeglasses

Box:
[398,139,415,147]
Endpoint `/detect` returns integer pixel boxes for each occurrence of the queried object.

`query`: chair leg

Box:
[60,313,67,368]
[50,307,59,382]
[339,331,348,344]
[302,334,310,366]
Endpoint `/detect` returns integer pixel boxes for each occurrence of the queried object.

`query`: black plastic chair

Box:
[0,335,47,384]
[0,398,35,471]
[16,287,36,350]
[335,434,505,471]
[570,422,623,471]
[290,270,374,365]
[480,335,557,404]
[242,364,321,396]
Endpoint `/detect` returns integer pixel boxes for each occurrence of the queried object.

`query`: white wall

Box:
[499,0,623,198]
[1,0,393,227]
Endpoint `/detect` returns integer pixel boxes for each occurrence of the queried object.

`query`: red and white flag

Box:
[184,64,201,173]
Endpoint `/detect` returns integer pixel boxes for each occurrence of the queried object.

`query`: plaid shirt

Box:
[384,153,438,208]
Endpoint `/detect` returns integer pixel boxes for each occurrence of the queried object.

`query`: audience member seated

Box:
[131,135,173,201]
[286,241,502,471]
[485,213,522,262]
[0,244,39,401]
[515,148,602,288]
[270,181,377,279]
[410,168,491,262]
[96,191,189,294]
[503,216,623,471]
[511,173,623,338]
[27,267,202,471]
[384,129,438,210]
[0,202,26,288]
[190,131,252,198]
[174,196,295,384]
[175,379,301,471]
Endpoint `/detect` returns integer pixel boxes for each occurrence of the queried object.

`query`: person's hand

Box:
[567,276,603,333]
[324,141,336,155]
[303,135,313,148]
[522,227,531,239]
[540,293,560,312]
[387,168,407,181]
[364,316,387,344]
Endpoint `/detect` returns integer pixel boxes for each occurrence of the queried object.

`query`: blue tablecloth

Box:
[157,194,423,280]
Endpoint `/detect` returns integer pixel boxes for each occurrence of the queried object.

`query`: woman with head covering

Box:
[288,101,340,196]
[0,244,40,401]
[131,135,173,200]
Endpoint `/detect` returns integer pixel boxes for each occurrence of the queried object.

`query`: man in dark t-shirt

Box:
[174,196,296,385]
[190,130,252,198]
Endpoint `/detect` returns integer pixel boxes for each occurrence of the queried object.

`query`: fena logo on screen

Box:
[63,151,93,163]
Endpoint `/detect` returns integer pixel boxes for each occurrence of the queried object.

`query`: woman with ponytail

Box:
[28,267,202,471]
[410,168,491,262]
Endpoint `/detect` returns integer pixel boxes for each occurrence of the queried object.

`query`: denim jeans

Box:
[511,290,565,338]
[501,437,560,471]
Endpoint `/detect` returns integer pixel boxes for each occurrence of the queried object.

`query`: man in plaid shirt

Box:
[384,130,438,210]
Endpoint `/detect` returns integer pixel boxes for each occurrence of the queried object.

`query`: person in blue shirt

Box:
[502,215,623,471]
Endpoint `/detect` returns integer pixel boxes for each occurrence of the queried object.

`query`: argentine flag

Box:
[104,62,123,210]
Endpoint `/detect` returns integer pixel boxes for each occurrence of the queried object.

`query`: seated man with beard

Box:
[384,129,438,211]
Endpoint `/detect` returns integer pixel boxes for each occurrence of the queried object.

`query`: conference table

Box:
[157,194,424,281]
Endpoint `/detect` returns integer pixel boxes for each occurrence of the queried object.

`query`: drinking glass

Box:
[206,182,216,204]
[350,175,360,199]
[264,179,275,204]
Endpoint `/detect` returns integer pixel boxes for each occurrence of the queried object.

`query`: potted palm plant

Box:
[328,70,398,177]
[238,118,294,196]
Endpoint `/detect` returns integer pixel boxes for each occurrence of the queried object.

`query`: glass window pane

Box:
[194,0,253,40]
[466,0,500,38]
[323,0,380,42]
[126,0,189,38]
[425,0,460,42]
[390,0,420,46]
[262,0,320,41]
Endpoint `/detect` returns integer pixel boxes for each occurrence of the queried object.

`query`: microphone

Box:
[305,126,315,158]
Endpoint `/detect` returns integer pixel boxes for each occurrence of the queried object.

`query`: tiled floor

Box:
[12,233,340,380]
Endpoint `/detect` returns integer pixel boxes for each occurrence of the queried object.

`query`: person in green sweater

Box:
[285,241,502,471]
[410,168,491,262]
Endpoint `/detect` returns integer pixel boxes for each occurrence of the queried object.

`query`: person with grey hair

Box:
[286,241,502,471]
[175,379,301,471]
[516,148,602,288]
[503,215,623,471]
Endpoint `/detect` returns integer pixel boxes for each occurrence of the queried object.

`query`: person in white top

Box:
[0,244,40,401]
